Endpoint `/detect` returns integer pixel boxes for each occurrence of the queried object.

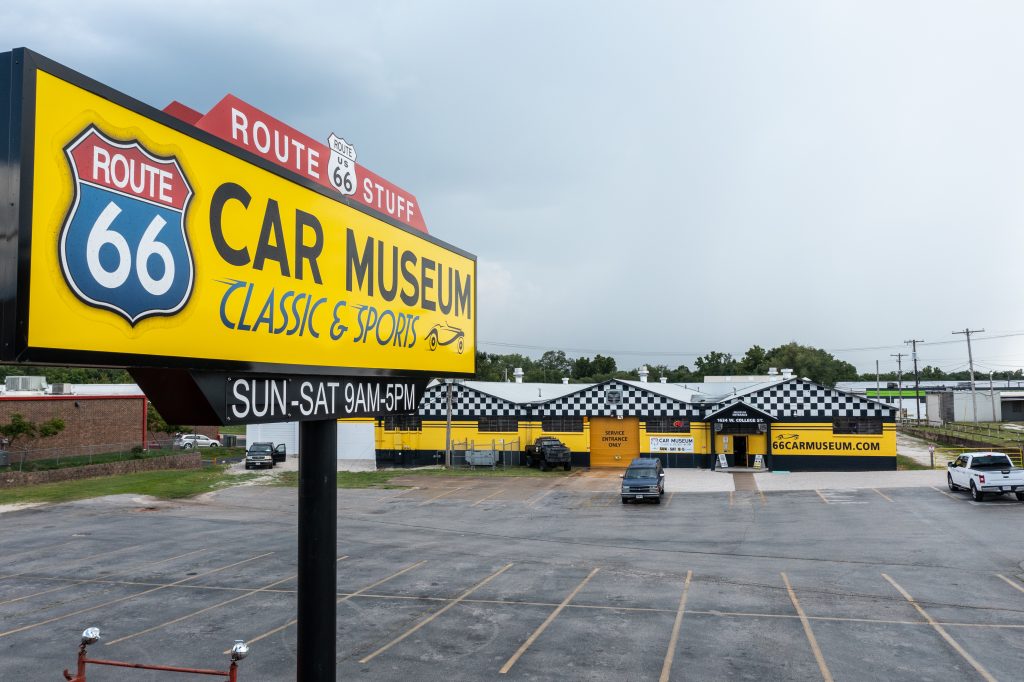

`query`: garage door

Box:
[589,417,640,468]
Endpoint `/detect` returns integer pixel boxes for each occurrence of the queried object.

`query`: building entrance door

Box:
[589,417,639,468]
[733,436,748,467]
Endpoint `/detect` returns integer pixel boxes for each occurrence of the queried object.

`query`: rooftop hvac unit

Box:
[51,383,72,395]
[5,376,47,392]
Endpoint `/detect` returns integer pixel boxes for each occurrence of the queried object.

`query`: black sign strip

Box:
[132,369,429,426]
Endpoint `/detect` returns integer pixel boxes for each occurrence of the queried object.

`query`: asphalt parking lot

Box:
[1,472,1023,681]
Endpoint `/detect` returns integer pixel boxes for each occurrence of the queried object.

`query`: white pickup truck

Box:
[946,452,1024,501]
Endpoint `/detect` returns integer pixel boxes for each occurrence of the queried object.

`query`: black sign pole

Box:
[297,419,337,682]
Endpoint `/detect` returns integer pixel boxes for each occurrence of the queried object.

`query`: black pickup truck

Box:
[525,437,572,471]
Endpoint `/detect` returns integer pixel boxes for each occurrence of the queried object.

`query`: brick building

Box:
[0,382,218,463]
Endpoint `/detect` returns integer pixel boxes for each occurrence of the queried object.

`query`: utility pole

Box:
[953,328,984,423]
[989,371,996,422]
[890,353,906,421]
[875,360,880,403]
[905,339,924,423]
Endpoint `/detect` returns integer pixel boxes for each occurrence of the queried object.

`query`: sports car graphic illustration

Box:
[426,322,465,353]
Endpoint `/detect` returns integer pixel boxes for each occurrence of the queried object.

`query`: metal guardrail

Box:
[931,446,1023,468]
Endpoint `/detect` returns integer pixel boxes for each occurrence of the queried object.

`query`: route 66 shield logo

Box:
[327,133,357,196]
[60,126,195,325]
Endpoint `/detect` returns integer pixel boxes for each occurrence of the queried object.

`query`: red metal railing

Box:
[63,641,241,681]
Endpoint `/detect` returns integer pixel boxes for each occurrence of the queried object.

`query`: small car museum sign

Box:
[0,49,473,422]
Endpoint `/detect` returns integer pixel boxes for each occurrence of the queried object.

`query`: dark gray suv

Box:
[620,458,665,504]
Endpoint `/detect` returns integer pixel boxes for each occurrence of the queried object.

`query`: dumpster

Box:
[465,450,498,468]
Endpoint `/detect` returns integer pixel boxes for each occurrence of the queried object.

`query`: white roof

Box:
[691,379,789,403]
[62,383,144,396]
[461,381,584,404]
[619,380,705,403]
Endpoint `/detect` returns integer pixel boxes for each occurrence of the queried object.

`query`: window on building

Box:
[479,416,519,432]
[383,414,422,431]
[832,418,882,435]
[541,416,584,432]
[643,417,690,433]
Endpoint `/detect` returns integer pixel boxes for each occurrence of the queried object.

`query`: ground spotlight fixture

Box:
[230,640,249,662]
[80,627,100,646]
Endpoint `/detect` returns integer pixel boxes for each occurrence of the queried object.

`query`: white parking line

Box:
[526,489,554,508]
[782,573,833,682]
[417,487,464,506]
[500,568,600,674]
[996,573,1024,594]
[659,570,692,682]
[471,489,505,507]
[231,559,427,652]
[377,486,420,502]
[359,563,514,664]
[882,573,996,682]
[872,488,894,503]
[0,552,274,639]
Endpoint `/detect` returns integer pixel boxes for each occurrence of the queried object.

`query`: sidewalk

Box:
[663,468,946,492]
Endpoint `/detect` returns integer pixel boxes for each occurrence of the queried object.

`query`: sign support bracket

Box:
[297,419,337,682]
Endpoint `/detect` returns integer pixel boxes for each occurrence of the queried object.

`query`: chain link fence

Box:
[0,438,238,472]
[449,438,522,469]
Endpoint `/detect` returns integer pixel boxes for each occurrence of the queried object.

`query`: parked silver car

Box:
[173,434,222,449]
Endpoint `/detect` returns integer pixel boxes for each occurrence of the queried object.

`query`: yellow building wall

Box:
[376,420,594,452]
[769,422,896,458]
[374,418,894,465]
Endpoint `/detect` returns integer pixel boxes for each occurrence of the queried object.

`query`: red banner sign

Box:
[170,94,427,233]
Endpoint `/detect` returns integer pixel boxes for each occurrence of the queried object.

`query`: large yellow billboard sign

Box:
[3,51,475,377]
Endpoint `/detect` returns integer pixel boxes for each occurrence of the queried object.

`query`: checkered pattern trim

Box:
[706,379,896,419]
[418,383,526,419]
[536,380,699,418]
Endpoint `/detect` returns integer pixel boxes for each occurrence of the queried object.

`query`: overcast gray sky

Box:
[5,1,1022,376]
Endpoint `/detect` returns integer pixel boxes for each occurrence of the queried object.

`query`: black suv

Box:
[620,458,665,504]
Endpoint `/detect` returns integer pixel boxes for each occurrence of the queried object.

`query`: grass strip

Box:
[271,466,575,489]
[896,454,930,471]
[0,466,258,505]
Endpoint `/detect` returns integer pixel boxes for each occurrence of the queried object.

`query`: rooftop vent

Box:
[562,378,569,385]
[638,365,649,383]
[660,377,668,384]
[513,367,524,384]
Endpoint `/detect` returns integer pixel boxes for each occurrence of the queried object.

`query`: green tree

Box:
[0,366,131,384]
[0,413,65,450]
[695,351,738,377]
[591,354,617,376]
[571,356,594,380]
[763,342,858,387]
[668,364,699,382]
[536,350,573,382]
[147,404,182,437]
[739,345,768,374]
[474,352,535,382]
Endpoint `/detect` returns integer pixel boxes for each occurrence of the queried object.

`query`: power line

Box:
[479,331,1024,361]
